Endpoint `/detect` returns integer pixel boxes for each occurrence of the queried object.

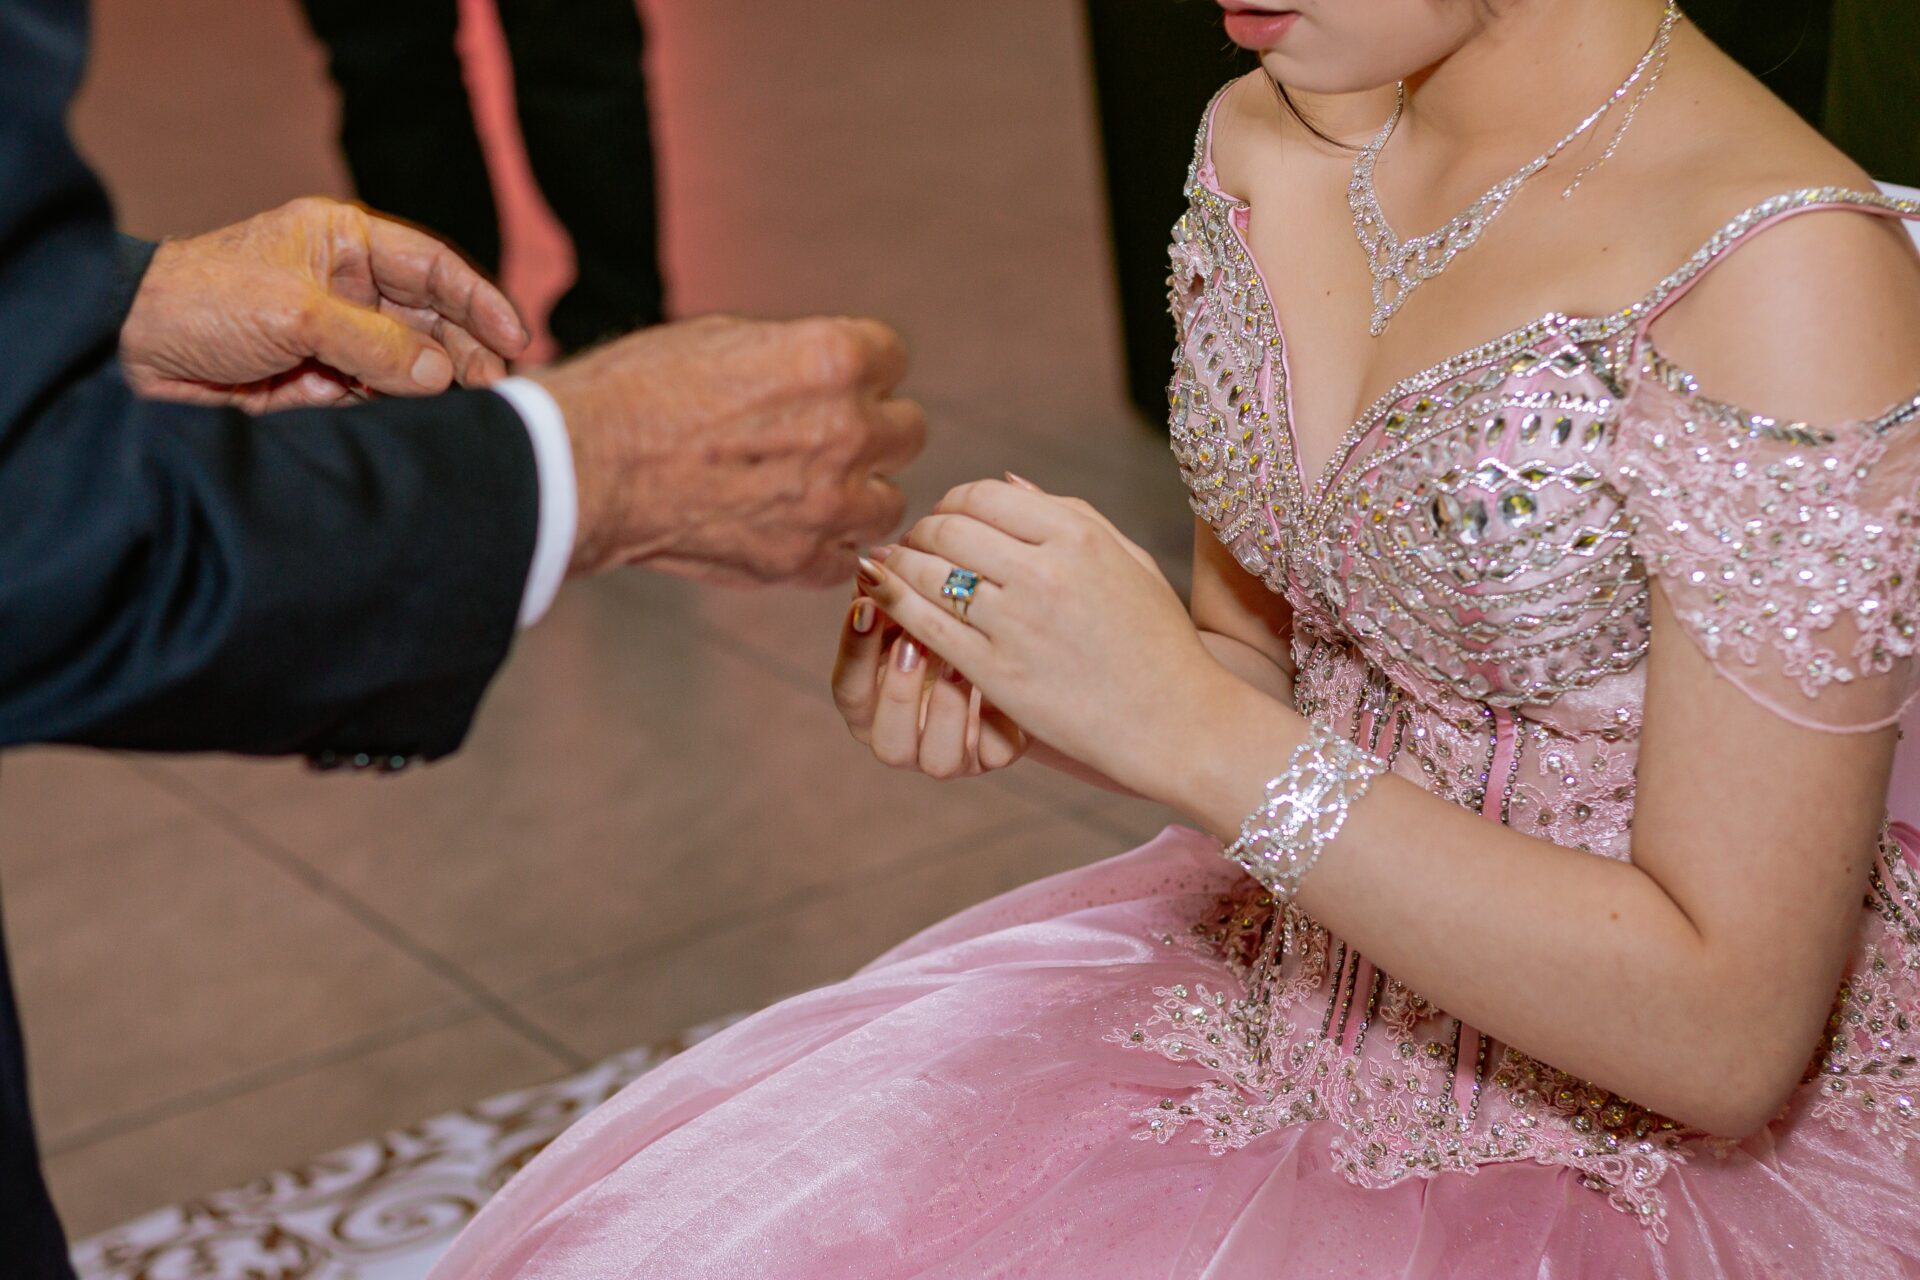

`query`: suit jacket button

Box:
[310,750,343,772]
[351,753,374,770]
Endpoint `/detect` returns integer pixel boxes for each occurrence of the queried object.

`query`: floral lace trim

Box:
[1509,731,1638,855]
[1620,349,1920,701]
[1812,838,1920,1139]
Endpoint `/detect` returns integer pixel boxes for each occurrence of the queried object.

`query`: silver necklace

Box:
[1349,2,1682,336]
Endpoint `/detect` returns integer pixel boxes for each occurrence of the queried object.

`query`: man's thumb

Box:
[301,293,453,396]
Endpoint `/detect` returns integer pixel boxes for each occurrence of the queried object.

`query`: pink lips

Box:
[1219,6,1300,50]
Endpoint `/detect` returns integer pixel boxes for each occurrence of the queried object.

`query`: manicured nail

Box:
[851,599,876,634]
[895,638,922,673]
[857,556,885,589]
[411,347,452,388]
[868,544,896,561]
[1005,471,1040,490]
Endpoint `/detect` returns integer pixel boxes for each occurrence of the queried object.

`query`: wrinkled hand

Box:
[120,197,529,412]
[830,587,1028,778]
[858,477,1219,790]
[539,314,925,587]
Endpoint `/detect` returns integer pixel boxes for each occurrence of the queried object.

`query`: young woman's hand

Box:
[831,588,1028,779]
[857,477,1230,797]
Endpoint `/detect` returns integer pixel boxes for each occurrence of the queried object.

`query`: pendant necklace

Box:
[1348,2,1682,336]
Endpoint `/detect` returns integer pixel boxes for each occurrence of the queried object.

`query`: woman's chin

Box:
[1259,52,1389,99]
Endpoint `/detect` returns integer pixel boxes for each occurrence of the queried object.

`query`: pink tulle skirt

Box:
[428,828,1920,1279]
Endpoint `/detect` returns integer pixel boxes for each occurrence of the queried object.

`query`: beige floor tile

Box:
[43,1013,564,1239]
[5,796,465,1144]
[0,750,203,874]
[510,810,1129,1062]
[141,582,1064,994]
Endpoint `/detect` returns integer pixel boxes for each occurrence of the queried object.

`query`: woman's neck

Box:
[1400,0,1671,162]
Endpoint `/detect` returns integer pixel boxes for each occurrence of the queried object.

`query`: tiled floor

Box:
[5,0,1192,1240]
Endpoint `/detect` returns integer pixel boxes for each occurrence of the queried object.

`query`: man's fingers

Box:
[301,293,454,396]
[863,397,927,473]
[379,301,507,386]
[255,368,355,412]
[839,475,909,549]
[837,317,908,393]
[363,214,530,359]
[437,322,508,387]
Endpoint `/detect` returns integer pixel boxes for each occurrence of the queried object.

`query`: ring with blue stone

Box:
[941,567,982,623]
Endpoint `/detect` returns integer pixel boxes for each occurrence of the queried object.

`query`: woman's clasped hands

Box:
[832,474,1230,796]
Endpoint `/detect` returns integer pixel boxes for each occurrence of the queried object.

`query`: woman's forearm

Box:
[1022,739,1135,793]
[1135,668,1811,1136]
[1024,630,1296,797]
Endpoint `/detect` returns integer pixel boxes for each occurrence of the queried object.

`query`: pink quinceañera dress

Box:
[430,95,1920,1278]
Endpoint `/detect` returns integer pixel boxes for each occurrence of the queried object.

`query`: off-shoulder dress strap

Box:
[1189,80,1242,192]
[1628,186,1920,344]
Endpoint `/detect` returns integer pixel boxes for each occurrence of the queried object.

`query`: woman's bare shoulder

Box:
[1204,71,1279,198]
[1623,38,1877,261]
[1645,203,1920,424]
[1624,43,1919,422]
[1207,72,1395,202]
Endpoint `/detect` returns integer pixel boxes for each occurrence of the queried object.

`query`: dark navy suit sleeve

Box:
[108,233,158,319]
[0,0,540,762]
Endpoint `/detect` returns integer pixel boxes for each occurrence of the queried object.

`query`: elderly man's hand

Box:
[119,198,530,412]
[540,315,925,588]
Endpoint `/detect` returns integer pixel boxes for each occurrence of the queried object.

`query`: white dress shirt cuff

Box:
[492,377,577,629]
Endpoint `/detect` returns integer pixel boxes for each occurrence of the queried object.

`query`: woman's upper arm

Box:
[1621,206,1920,1045]
[1191,517,1295,678]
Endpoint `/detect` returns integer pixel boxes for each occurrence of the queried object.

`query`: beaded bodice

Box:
[1128,89,1920,1233]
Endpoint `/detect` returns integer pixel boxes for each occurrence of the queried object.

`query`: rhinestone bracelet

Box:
[1223,724,1388,901]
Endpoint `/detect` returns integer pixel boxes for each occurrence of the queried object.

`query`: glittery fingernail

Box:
[857,557,885,590]
[851,600,876,634]
[896,638,922,673]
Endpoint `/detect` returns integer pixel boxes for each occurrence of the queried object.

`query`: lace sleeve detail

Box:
[1617,350,1920,732]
